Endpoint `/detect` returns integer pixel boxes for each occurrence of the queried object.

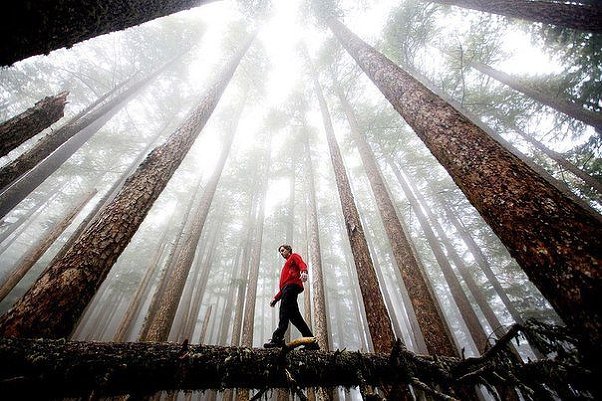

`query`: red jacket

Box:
[274,253,307,301]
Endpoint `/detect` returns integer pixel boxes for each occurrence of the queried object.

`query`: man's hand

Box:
[270,298,277,307]
[300,271,308,282]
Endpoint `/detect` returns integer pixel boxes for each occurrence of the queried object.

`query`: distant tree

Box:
[326,16,602,358]
[425,0,602,33]
[1,0,216,65]
[0,34,255,339]
[442,50,602,132]
[0,91,68,157]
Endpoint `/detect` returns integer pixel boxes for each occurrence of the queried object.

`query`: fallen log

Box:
[0,324,595,400]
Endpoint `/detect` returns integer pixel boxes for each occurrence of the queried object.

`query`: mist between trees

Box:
[0,1,600,401]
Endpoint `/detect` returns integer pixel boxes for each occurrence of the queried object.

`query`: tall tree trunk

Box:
[0,35,255,339]
[425,0,602,33]
[332,81,459,358]
[0,188,63,252]
[49,122,171,268]
[0,91,69,157]
[144,99,243,342]
[0,55,180,219]
[0,73,132,193]
[0,190,95,302]
[137,179,204,341]
[178,216,224,342]
[328,18,602,356]
[461,57,602,132]
[112,228,172,342]
[388,158,490,352]
[405,63,597,216]
[1,0,216,65]
[439,202,524,325]
[303,130,330,352]
[308,56,395,355]
[240,148,271,348]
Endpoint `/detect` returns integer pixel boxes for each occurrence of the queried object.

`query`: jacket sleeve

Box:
[293,254,308,272]
[274,289,283,301]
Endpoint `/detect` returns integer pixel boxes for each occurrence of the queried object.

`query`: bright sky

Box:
[175,0,569,215]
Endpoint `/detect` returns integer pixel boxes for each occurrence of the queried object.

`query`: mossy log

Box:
[0,328,594,400]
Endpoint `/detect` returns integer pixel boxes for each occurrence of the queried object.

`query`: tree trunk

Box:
[303,129,329,352]
[0,91,69,157]
[144,100,243,342]
[463,57,602,132]
[112,230,172,342]
[329,18,602,357]
[308,56,395,355]
[0,190,96,302]
[426,0,602,33]
[137,170,206,342]
[388,159,489,352]
[0,55,179,219]
[0,35,255,339]
[0,188,63,252]
[1,0,217,65]
[333,81,459,358]
[50,121,171,268]
[198,305,213,343]
[439,202,525,325]
[405,63,598,217]
[0,333,576,400]
[241,147,271,348]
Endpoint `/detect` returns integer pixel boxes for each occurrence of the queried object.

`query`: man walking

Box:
[263,244,318,349]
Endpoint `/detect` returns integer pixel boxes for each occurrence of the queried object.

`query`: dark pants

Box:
[272,285,313,341]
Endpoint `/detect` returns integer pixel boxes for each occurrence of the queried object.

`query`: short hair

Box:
[278,244,292,253]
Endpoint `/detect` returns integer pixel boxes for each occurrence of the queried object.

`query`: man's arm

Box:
[293,254,308,282]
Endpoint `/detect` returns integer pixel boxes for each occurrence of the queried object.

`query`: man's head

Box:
[278,244,292,259]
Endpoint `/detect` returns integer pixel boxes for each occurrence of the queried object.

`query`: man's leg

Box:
[266,287,294,346]
[287,288,313,338]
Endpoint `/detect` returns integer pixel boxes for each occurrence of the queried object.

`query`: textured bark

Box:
[1,0,216,65]
[426,0,602,33]
[406,63,598,217]
[0,190,96,302]
[329,18,602,356]
[0,35,255,339]
[0,337,483,397]
[0,91,69,157]
[303,131,329,352]
[333,82,458,358]
[144,101,243,342]
[310,63,394,354]
[464,58,602,132]
[0,56,176,219]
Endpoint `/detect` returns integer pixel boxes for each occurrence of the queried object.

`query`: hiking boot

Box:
[263,338,284,348]
[302,340,320,350]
